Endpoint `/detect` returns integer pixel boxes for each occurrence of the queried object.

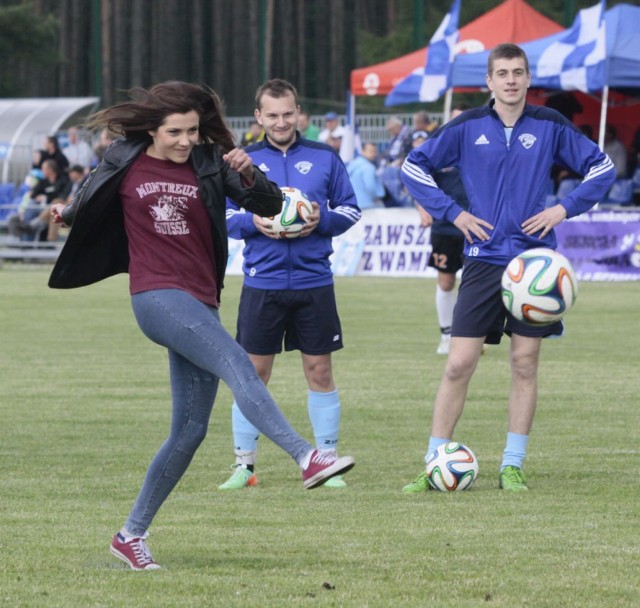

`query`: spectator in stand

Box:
[63,127,95,168]
[544,92,583,123]
[413,110,439,137]
[32,135,70,173]
[383,116,413,166]
[67,164,89,196]
[92,127,119,166]
[603,124,628,178]
[327,126,345,155]
[347,142,384,210]
[240,120,265,147]
[6,169,44,241]
[8,159,71,241]
[44,164,88,242]
[318,111,340,144]
[411,131,428,148]
[299,111,320,141]
[380,116,414,207]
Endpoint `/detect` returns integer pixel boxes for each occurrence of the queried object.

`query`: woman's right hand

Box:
[50,203,66,224]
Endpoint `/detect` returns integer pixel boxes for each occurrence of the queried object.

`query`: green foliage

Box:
[0,3,58,61]
[0,3,59,96]
[1,269,638,607]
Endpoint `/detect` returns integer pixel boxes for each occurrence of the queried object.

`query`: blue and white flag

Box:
[536,0,606,92]
[385,0,461,106]
[339,92,361,164]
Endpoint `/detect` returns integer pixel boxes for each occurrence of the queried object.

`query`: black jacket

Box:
[48,138,282,302]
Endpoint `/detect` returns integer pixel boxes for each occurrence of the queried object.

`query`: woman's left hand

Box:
[223,148,255,185]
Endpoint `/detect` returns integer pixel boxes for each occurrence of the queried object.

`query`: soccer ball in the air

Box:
[426,442,479,492]
[501,248,578,326]
[269,186,313,239]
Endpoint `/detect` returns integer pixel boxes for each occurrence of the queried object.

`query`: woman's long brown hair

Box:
[86,81,236,152]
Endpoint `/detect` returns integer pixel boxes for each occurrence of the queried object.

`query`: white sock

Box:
[435,284,456,332]
[300,449,314,470]
[234,449,257,467]
[119,528,137,541]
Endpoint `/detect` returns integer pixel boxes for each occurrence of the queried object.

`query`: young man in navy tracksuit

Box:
[221,79,361,489]
[401,44,616,492]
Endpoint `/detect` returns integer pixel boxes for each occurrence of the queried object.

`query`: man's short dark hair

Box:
[487,43,530,75]
[41,159,60,174]
[255,79,299,110]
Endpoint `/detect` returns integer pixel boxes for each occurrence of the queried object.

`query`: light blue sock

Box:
[501,432,529,470]
[307,389,340,450]
[231,401,259,452]
[425,436,450,465]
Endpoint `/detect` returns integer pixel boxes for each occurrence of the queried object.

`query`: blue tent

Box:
[451,4,640,90]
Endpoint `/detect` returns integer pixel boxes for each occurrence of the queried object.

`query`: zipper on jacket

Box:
[280,151,296,290]
[503,118,522,263]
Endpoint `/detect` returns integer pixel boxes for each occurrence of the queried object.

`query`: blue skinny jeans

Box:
[124,289,312,535]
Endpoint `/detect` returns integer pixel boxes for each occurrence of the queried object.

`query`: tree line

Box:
[0,0,614,116]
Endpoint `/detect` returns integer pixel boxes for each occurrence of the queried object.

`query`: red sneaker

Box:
[110,532,161,570]
[302,449,355,489]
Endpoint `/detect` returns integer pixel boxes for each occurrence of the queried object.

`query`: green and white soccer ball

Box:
[269,186,313,239]
[426,442,479,492]
[501,248,578,325]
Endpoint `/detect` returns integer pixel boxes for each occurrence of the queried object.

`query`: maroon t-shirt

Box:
[119,152,218,306]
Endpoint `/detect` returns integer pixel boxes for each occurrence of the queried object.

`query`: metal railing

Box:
[2,113,445,189]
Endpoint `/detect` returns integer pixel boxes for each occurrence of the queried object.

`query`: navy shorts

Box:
[236,284,343,355]
[452,260,564,345]
[428,233,465,274]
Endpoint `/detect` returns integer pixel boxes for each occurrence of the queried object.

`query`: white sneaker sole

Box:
[303,456,355,489]
[110,545,161,570]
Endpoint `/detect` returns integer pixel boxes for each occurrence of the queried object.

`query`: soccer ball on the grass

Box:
[427,442,479,492]
[501,248,578,326]
[269,186,313,239]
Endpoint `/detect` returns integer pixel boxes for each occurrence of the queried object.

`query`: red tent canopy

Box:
[351,0,564,97]
[541,91,640,150]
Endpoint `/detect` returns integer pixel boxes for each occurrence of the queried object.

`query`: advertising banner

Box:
[228,208,640,281]
[556,210,640,281]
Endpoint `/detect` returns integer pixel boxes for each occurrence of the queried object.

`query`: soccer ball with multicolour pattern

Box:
[501,248,578,326]
[426,442,479,492]
[269,186,313,239]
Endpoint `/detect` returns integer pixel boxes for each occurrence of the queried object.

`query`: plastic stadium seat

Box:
[602,179,633,206]
[0,183,17,220]
[16,182,30,198]
[556,178,581,199]
[0,182,16,202]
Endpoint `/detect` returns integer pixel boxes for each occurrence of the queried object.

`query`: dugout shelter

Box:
[0,97,99,186]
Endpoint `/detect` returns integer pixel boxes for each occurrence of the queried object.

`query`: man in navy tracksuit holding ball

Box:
[401,43,615,493]
[222,79,361,490]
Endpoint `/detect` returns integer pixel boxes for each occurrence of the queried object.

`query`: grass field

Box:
[1,267,638,607]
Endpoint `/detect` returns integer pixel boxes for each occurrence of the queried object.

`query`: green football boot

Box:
[499,465,528,492]
[218,464,259,490]
[402,470,431,494]
[322,474,347,488]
